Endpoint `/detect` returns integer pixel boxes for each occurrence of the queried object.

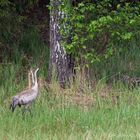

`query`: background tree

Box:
[48,0,75,88]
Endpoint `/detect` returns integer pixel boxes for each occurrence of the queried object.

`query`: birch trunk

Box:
[48,0,74,88]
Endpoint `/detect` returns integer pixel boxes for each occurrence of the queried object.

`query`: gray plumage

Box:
[10,68,39,112]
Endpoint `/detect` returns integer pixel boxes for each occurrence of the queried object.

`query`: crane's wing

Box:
[16,89,38,105]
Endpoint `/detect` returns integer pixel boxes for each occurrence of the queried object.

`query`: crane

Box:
[10,68,39,114]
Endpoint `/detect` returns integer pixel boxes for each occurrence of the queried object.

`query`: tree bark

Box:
[48,0,74,88]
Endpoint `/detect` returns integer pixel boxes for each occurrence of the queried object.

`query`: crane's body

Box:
[10,68,39,112]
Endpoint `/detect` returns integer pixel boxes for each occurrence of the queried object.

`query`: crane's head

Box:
[34,68,39,80]
[35,68,39,73]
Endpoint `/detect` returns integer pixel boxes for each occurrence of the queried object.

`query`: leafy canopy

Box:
[60,0,140,65]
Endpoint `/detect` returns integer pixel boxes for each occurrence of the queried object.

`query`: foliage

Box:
[60,0,140,65]
[0,0,49,78]
[0,0,48,62]
[0,0,23,52]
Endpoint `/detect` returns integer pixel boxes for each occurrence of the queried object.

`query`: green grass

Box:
[0,77,140,140]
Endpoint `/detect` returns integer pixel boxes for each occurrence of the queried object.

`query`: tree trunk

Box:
[48,0,74,88]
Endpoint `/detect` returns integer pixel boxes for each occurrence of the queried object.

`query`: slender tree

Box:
[48,0,74,88]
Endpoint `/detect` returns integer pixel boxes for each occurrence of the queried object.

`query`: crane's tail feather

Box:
[10,97,19,112]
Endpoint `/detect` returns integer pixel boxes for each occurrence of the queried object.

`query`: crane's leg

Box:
[22,104,33,117]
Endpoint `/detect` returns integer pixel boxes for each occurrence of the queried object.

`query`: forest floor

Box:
[0,80,140,140]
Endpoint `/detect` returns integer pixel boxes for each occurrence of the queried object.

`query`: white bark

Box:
[48,0,73,88]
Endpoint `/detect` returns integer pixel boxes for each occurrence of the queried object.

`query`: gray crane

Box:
[10,68,39,113]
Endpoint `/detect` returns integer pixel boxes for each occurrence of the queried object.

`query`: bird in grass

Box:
[10,68,39,113]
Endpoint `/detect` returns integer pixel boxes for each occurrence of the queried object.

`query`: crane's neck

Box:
[31,70,35,85]
[32,68,39,90]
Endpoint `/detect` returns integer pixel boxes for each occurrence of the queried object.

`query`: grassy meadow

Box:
[0,67,140,140]
[0,29,140,140]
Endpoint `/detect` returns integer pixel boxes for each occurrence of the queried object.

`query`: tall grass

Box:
[0,29,140,139]
[0,78,140,140]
